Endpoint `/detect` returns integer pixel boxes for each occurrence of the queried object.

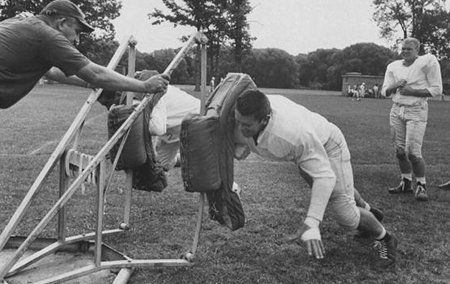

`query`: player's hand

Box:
[395,79,407,92]
[144,74,170,94]
[398,85,414,96]
[397,79,407,87]
[285,223,325,259]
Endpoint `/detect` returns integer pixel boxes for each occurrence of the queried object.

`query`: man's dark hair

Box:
[236,89,271,121]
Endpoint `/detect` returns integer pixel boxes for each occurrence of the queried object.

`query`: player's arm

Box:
[75,62,169,94]
[44,67,89,88]
[286,140,336,259]
[285,175,335,259]
[398,86,432,97]
[381,66,405,97]
[400,56,443,98]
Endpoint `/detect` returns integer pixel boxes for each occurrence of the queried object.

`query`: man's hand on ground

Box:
[284,223,325,259]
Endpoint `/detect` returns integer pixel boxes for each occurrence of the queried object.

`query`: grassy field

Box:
[1,84,450,283]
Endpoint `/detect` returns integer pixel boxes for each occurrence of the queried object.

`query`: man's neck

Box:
[403,56,418,66]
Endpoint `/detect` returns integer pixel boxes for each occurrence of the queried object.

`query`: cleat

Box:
[370,207,384,222]
[415,183,428,201]
[373,233,398,263]
[388,178,413,194]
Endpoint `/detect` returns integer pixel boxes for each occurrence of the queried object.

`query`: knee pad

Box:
[395,148,407,160]
[407,153,421,164]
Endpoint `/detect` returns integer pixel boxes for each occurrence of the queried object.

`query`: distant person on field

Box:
[358,82,366,100]
[352,84,360,101]
[0,0,169,110]
[234,89,398,264]
[347,85,353,97]
[373,84,380,99]
[381,37,442,201]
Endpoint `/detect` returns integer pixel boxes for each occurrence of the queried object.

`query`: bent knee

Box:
[407,153,422,163]
[395,148,407,160]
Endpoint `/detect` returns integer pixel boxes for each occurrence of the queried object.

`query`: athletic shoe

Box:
[370,207,384,222]
[373,233,398,263]
[415,183,428,201]
[388,178,413,194]
[438,180,450,190]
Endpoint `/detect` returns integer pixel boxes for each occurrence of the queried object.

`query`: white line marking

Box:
[28,141,58,155]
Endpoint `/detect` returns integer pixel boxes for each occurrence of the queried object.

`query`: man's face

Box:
[235,110,267,138]
[401,42,419,61]
[59,17,82,45]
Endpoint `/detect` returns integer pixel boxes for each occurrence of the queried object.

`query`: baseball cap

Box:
[41,0,94,33]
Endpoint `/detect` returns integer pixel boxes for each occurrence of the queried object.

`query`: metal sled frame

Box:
[0,31,208,284]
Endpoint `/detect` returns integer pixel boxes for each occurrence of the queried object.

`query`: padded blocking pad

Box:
[180,114,221,192]
[180,73,256,230]
[107,105,147,170]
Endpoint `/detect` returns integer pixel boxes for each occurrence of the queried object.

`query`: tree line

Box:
[1,0,450,91]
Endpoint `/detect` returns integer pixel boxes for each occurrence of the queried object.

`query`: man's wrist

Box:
[304,216,320,228]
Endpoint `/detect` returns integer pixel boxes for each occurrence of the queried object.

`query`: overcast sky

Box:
[112,0,391,56]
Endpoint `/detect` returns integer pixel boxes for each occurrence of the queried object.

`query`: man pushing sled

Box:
[233,89,398,264]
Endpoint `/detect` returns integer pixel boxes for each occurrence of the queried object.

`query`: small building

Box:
[341,72,384,96]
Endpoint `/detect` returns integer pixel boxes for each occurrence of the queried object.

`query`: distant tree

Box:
[295,43,397,90]
[148,0,254,89]
[215,46,238,78]
[372,0,450,57]
[340,43,398,75]
[242,48,298,89]
[419,9,450,58]
[295,53,308,87]
[224,0,254,72]
[142,48,191,84]
[297,48,341,89]
[0,0,122,64]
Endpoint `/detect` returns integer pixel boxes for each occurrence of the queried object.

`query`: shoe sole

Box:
[415,196,428,201]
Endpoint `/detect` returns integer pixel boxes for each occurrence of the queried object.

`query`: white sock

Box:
[376,227,387,240]
[416,177,426,185]
[401,173,412,181]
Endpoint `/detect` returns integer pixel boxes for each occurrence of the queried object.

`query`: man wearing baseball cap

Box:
[41,0,95,33]
[0,0,169,109]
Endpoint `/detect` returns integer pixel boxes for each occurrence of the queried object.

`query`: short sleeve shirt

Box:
[0,16,90,108]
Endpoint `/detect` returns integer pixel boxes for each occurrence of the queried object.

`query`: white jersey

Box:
[149,85,200,143]
[382,53,442,106]
[239,95,339,221]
